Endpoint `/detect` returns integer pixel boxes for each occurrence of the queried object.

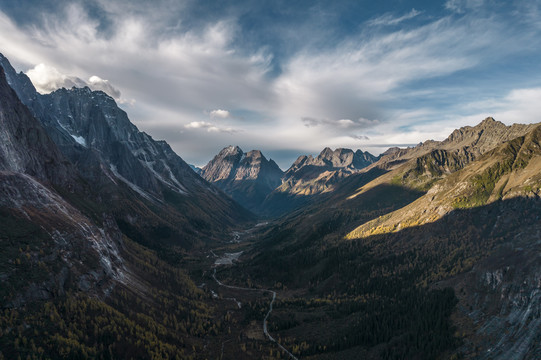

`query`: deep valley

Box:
[0,45,540,360]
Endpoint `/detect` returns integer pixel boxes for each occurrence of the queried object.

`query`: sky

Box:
[1,0,541,169]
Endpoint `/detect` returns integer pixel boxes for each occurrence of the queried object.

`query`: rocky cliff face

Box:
[261,147,378,216]
[441,117,538,154]
[284,147,377,182]
[443,234,541,360]
[38,85,198,198]
[0,53,251,247]
[201,145,284,212]
[201,145,245,182]
[0,66,124,307]
[375,117,539,172]
[0,68,74,186]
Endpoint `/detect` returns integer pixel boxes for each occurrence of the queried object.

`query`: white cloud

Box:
[367,9,422,27]
[88,75,121,100]
[26,63,86,93]
[337,119,355,127]
[273,15,510,130]
[209,109,232,119]
[445,0,484,14]
[184,121,239,134]
[451,87,541,126]
[25,63,129,103]
[0,4,273,113]
[185,121,214,129]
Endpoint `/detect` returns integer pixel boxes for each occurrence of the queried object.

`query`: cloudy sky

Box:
[1,0,541,168]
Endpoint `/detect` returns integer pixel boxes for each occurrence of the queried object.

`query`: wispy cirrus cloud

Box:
[1,1,541,168]
[302,117,379,129]
[367,9,422,27]
[445,0,485,14]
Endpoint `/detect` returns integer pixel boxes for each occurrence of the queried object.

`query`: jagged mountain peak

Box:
[480,115,497,124]
[316,147,355,165]
[56,85,114,102]
[220,145,243,156]
[0,66,73,185]
[291,154,312,165]
[374,117,541,171]
[0,53,251,250]
[262,147,378,216]
[245,149,263,158]
[441,116,539,155]
[0,53,39,105]
[318,146,334,157]
[289,147,377,173]
[0,65,125,305]
[202,145,244,182]
[201,146,284,212]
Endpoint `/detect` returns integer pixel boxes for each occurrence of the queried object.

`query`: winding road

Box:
[212,267,299,360]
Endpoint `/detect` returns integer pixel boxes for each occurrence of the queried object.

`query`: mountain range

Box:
[0,53,251,250]
[232,116,541,359]
[202,145,379,216]
[1,51,540,359]
[201,145,283,212]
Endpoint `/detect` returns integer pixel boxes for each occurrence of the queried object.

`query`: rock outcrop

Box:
[261,147,378,216]
[201,146,283,212]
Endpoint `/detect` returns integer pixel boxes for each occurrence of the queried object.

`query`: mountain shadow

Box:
[253,181,424,264]
[260,166,390,219]
[219,196,540,360]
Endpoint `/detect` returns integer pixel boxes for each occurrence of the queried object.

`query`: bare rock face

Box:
[201,145,244,182]
[260,147,378,216]
[0,53,251,247]
[377,117,539,171]
[284,147,377,181]
[0,67,74,186]
[29,84,197,198]
[0,66,124,307]
[201,146,284,212]
[0,53,198,197]
[441,117,538,155]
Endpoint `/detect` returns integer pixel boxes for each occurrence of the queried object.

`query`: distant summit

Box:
[201,146,284,212]
[287,147,377,178]
[189,164,202,174]
[261,147,378,216]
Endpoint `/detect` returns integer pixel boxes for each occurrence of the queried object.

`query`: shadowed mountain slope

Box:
[0,53,252,250]
[0,65,124,307]
[0,56,265,360]
[217,119,541,359]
